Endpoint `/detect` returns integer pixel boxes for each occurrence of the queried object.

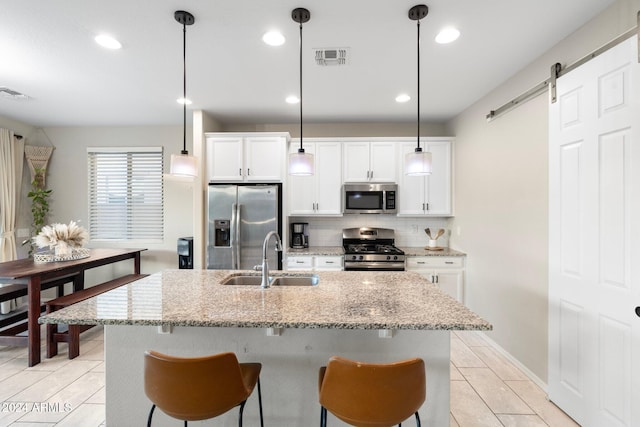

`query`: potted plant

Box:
[22,167,52,255]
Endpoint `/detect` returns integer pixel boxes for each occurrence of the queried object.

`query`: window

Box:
[87,147,163,242]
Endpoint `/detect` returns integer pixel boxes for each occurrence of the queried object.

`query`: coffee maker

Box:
[290,222,309,249]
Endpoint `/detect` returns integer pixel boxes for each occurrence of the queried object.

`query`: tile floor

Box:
[0,327,579,426]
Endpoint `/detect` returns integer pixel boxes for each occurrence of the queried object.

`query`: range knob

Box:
[359,255,364,260]
[351,255,357,260]
[386,255,391,260]
[393,255,398,260]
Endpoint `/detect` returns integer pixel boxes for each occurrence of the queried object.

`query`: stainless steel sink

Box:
[271,275,319,286]
[220,274,319,287]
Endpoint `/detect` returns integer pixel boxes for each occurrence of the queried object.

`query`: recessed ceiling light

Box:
[95,34,122,50]
[177,98,192,105]
[286,95,300,104]
[263,31,285,46]
[395,94,411,103]
[435,27,460,44]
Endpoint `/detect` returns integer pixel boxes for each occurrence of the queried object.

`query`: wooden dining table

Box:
[0,248,145,366]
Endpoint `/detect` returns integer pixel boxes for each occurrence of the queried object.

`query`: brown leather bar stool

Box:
[144,350,264,427]
[318,356,426,427]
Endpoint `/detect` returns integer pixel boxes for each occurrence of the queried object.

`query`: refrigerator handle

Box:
[235,203,241,269]
[231,203,238,269]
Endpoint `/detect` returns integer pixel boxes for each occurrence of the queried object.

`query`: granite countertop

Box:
[286,246,344,256]
[400,247,466,257]
[39,269,490,331]
[286,246,466,257]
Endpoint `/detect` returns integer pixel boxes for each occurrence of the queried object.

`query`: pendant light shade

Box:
[288,7,314,176]
[170,10,197,177]
[405,4,432,176]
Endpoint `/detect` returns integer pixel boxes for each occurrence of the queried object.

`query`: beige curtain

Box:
[0,128,25,314]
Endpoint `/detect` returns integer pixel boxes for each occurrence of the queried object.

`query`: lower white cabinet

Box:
[405,256,464,302]
[286,255,343,271]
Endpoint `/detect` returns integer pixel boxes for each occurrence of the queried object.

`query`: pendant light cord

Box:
[416,18,421,151]
[298,21,304,151]
[182,22,188,155]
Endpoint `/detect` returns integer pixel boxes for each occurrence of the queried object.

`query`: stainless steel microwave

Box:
[343,183,397,214]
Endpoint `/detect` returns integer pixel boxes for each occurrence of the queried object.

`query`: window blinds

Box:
[87,147,163,241]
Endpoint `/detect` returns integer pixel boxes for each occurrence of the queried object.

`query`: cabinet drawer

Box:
[406,257,463,269]
[286,256,313,269]
[314,256,343,269]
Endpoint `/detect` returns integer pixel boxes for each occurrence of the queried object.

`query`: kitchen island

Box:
[40,269,491,426]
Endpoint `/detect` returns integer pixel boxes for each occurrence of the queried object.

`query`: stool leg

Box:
[415,411,421,427]
[257,377,264,427]
[238,400,247,427]
[320,406,327,427]
[147,404,156,427]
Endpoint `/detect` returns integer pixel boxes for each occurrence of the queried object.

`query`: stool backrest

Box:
[319,356,426,427]
[144,350,250,421]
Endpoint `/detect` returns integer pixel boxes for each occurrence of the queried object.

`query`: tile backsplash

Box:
[288,215,453,248]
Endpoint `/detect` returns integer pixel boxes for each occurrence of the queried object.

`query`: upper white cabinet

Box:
[205,133,288,182]
[397,139,453,216]
[342,140,397,183]
[288,139,342,216]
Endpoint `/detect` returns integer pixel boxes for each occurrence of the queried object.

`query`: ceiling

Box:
[0,0,614,127]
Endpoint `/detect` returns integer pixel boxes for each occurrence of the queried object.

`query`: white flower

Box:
[34,221,89,249]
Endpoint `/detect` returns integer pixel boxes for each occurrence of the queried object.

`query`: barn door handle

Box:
[635,307,640,318]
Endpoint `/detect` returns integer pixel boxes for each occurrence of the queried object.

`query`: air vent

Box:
[314,47,349,66]
[0,87,29,100]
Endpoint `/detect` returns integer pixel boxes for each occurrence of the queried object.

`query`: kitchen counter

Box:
[285,246,344,256]
[39,269,487,330]
[400,247,466,257]
[286,246,466,257]
[39,270,489,427]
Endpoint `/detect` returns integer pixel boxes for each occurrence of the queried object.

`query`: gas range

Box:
[342,227,405,271]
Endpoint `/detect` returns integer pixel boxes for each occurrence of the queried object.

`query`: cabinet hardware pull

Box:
[436,276,439,283]
[426,203,429,211]
[422,203,425,211]
[239,168,242,176]
[445,261,454,264]
[247,168,250,176]
[417,261,425,265]
[636,307,640,317]
[370,170,373,179]
[326,261,334,264]
[296,261,304,264]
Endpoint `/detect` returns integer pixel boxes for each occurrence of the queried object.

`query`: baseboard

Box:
[477,331,548,392]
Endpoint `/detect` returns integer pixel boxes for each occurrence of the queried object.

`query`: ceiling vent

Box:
[314,48,349,66]
[0,87,29,100]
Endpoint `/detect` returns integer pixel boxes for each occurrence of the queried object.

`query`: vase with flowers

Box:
[33,221,90,263]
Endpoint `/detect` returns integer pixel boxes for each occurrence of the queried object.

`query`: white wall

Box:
[447,0,640,383]
[29,125,195,282]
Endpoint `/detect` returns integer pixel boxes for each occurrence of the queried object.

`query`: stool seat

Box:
[318,356,426,427]
[144,350,264,426]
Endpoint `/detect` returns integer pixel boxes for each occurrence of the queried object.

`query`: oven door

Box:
[344,261,406,271]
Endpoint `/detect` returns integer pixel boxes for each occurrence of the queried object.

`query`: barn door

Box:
[549,35,640,426]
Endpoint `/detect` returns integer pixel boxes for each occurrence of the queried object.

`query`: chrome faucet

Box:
[256,231,283,289]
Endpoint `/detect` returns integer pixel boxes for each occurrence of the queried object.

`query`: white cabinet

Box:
[342,141,396,183]
[288,140,342,215]
[397,139,452,216]
[405,256,464,302]
[205,133,288,182]
[286,255,343,271]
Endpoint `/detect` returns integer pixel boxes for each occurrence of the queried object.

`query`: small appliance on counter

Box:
[177,236,193,269]
[290,222,309,249]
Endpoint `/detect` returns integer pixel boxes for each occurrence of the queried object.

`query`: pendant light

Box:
[288,7,314,176]
[405,5,433,176]
[169,10,197,177]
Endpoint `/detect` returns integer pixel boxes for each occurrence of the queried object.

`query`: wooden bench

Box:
[0,275,78,342]
[46,273,148,359]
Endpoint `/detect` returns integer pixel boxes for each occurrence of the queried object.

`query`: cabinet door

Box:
[288,142,317,215]
[369,141,397,182]
[206,137,243,182]
[314,142,342,215]
[286,256,313,271]
[397,142,427,215]
[244,136,285,182]
[434,269,464,303]
[342,142,371,182]
[424,141,452,215]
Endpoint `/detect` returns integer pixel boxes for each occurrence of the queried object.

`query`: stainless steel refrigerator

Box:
[207,184,282,270]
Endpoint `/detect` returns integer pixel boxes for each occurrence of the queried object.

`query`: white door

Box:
[288,142,316,215]
[244,136,285,182]
[369,141,397,182]
[205,136,243,182]
[314,142,342,215]
[342,142,370,182]
[549,36,640,426]
[424,141,452,216]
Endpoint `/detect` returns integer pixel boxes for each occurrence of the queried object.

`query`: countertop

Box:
[39,269,490,331]
[286,246,466,257]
